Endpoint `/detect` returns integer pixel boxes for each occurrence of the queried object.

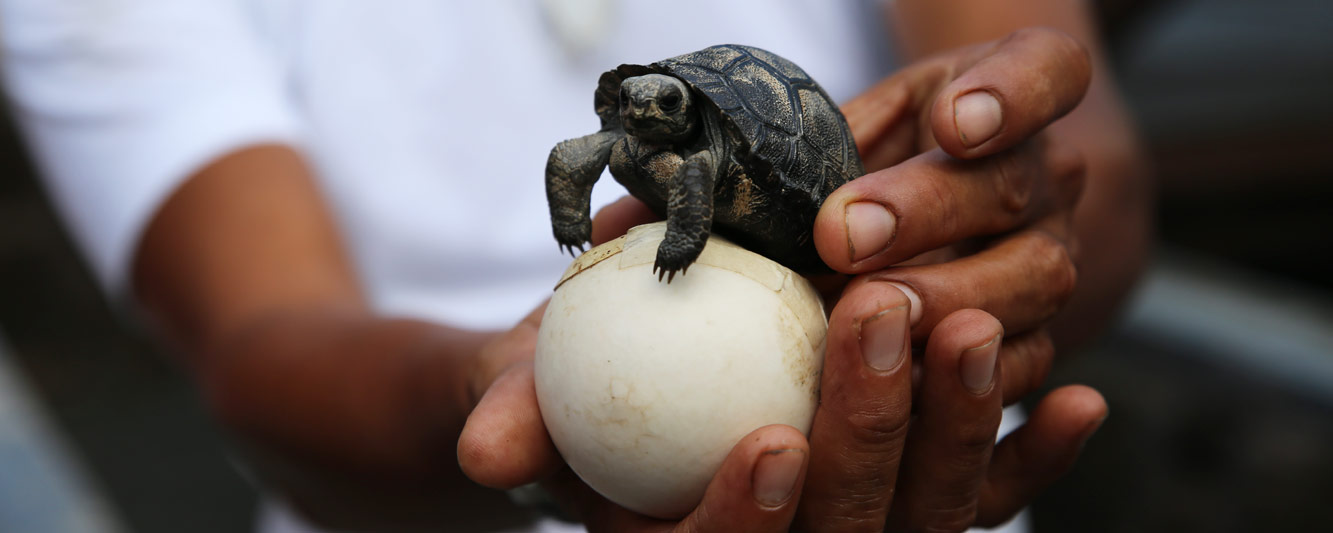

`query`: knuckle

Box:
[1056,32,1093,77]
[1044,141,1088,207]
[844,401,913,448]
[1005,28,1091,103]
[916,496,981,533]
[988,152,1033,217]
[1003,26,1046,47]
[1019,27,1091,72]
[951,425,1000,462]
[801,512,884,533]
[922,171,964,238]
[1025,231,1078,308]
[817,491,898,529]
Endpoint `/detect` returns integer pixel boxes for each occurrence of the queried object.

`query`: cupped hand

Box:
[816,27,1092,406]
[788,27,1109,532]
[460,187,1105,532]
[794,280,1105,532]
[457,264,1105,533]
[464,362,810,533]
[458,201,808,532]
[465,30,1106,526]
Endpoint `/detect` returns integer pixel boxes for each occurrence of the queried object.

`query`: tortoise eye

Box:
[619,88,630,108]
[659,93,682,112]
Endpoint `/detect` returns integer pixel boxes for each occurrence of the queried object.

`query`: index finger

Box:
[931,27,1091,159]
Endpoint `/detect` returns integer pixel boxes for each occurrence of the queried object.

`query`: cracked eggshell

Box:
[534,222,827,519]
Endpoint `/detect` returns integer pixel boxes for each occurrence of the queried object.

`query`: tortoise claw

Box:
[653,262,685,284]
[558,243,588,257]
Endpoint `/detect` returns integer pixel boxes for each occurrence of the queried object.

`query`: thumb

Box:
[457,363,562,489]
[671,425,808,533]
[574,424,810,533]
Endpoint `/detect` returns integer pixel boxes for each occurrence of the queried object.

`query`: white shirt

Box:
[1,1,1026,531]
[0,0,893,326]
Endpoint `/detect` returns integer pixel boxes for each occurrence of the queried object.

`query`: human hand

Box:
[787,28,1110,531]
[468,369,812,532]
[816,27,1092,405]
[461,193,1104,532]
[458,202,811,532]
[793,279,1105,532]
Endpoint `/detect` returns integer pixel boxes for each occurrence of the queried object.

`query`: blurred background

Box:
[2,0,1331,531]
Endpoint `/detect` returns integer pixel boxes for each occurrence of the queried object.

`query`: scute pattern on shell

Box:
[653,45,865,205]
[595,45,863,207]
[579,44,865,273]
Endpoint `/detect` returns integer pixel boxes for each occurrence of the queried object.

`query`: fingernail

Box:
[860,305,909,371]
[845,202,896,262]
[954,91,1003,147]
[883,282,923,325]
[960,334,1000,394]
[753,448,804,507]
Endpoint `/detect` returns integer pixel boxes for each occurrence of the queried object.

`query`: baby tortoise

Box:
[546,44,864,282]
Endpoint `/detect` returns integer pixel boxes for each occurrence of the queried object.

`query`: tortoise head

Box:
[619,74,698,145]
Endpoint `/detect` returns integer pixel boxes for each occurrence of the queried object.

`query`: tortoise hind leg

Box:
[654,150,718,283]
[546,130,622,255]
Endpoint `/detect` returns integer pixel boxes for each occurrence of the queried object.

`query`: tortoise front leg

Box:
[654,150,718,283]
[546,130,622,255]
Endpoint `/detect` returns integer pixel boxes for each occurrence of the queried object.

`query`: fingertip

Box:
[833,277,913,326]
[752,447,807,509]
[813,187,856,271]
[930,27,1093,160]
[919,310,1005,402]
[928,309,1004,357]
[931,78,1015,160]
[754,423,811,448]
[457,364,560,489]
[824,278,917,379]
[977,384,1104,526]
[728,424,810,483]
[952,90,1005,150]
[456,421,516,489]
[686,425,807,530]
[929,82,995,159]
[1014,384,1109,471]
[1041,384,1109,434]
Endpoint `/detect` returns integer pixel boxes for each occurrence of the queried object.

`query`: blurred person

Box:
[0,1,1146,532]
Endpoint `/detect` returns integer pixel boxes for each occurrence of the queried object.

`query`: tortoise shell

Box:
[596,44,864,213]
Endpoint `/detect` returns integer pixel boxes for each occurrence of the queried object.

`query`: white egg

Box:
[535,221,827,519]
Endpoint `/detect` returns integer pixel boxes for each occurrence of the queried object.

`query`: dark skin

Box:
[133,1,1145,530]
